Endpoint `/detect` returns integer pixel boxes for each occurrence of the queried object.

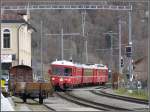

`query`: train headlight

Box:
[59,78,63,82]
[68,78,71,82]
[52,77,55,80]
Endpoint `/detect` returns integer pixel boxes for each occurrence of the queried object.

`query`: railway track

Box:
[12,96,56,111]
[90,90,149,105]
[12,85,147,111]
[33,99,56,111]
[56,91,132,111]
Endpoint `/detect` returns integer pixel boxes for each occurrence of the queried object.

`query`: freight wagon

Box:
[9,65,52,104]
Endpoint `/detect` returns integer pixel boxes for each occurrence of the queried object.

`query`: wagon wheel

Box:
[22,93,27,103]
[39,97,43,104]
[101,82,106,86]
[39,93,43,104]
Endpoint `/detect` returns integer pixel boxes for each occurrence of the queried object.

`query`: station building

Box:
[1,12,35,77]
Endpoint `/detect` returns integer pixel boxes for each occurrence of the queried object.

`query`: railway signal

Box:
[125,45,132,57]
[120,57,124,68]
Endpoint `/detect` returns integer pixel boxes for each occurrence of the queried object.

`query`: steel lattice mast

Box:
[1,4,132,11]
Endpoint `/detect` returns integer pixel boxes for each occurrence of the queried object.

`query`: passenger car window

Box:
[64,68,72,76]
[52,67,63,75]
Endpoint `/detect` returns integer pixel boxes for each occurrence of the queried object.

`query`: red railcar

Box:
[49,60,108,90]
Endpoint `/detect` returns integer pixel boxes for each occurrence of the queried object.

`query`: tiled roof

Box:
[1,13,23,20]
[1,12,36,31]
[1,12,26,23]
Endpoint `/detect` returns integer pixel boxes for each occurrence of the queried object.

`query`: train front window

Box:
[64,68,72,76]
[52,67,72,76]
[52,67,63,75]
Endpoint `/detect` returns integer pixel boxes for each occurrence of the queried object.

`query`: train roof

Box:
[10,65,32,70]
[51,60,75,66]
[51,60,108,69]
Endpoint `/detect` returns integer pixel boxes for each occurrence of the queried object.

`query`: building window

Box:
[3,29,10,48]
[2,63,12,70]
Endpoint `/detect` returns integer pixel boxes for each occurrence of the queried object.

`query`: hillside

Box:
[1,0,149,82]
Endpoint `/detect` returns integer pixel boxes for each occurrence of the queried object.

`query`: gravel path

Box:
[11,96,50,111]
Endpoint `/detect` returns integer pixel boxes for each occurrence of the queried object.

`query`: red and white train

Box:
[49,60,108,90]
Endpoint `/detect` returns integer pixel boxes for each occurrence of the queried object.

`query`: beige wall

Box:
[19,25,32,66]
[1,22,32,67]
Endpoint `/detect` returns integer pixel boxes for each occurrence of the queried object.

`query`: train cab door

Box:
[77,67,81,85]
[105,69,108,82]
[92,69,97,84]
[101,70,105,82]
[81,68,84,85]
[99,69,103,83]
[71,67,76,85]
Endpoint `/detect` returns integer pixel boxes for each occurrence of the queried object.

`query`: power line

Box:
[103,31,118,72]
[45,29,80,60]
[95,47,119,51]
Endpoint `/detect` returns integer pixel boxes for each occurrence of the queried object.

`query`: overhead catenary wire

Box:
[45,29,80,60]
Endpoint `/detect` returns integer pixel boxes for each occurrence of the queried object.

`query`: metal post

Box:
[40,21,43,80]
[82,11,85,37]
[104,31,117,71]
[119,19,122,74]
[85,38,88,64]
[110,35,113,70]
[70,36,73,61]
[129,10,133,82]
[45,31,80,61]
[61,28,64,60]
[82,11,88,63]
[148,0,150,104]
[0,6,2,76]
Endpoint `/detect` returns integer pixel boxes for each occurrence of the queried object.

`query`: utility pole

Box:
[61,28,64,60]
[118,18,122,88]
[128,9,133,82]
[69,36,73,61]
[40,21,43,80]
[104,31,118,71]
[119,19,122,74]
[82,10,88,64]
[45,29,80,60]
[0,8,3,76]
[111,34,113,70]
[148,0,150,104]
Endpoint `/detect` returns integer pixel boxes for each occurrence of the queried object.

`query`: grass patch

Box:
[114,88,127,95]
[127,90,148,100]
[114,88,148,100]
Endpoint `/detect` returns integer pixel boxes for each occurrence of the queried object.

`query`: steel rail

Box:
[56,92,108,111]
[66,92,132,111]
[90,90,148,105]
[33,99,56,111]
[56,92,132,111]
